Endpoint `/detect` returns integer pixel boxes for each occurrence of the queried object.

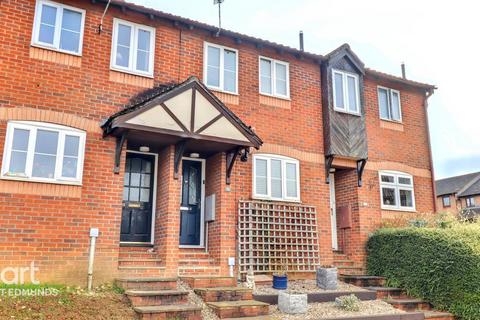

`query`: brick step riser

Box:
[342,279,386,287]
[118,269,166,277]
[391,302,431,312]
[179,253,211,260]
[196,291,253,302]
[183,278,236,289]
[178,260,216,266]
[333,261,355,267]
[213,305,270,319]
[426,317,455,320]
[116,281,177,291]
[178,269,220,277]
[119,253,158,259]
[128,294,187,307]
[119,260,163,267]
[376,291,409,300]
[137,310,202,320]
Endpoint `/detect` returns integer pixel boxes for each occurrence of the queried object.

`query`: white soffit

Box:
[201,117,249,142]
[126,104,183,132]
[194,92,220,132]
[164,89,192,130]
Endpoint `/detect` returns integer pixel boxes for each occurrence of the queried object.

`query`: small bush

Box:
[367,225,480,320]
[335,294,361,312]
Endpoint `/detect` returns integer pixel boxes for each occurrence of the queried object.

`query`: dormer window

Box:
[332,69,360,115]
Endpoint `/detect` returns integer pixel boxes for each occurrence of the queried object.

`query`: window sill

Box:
[29,46,82,68]
[252,196,301,204]
[380,119,404,132]
[31,43,82,57]
[381,206,416,213]
[333,108,361,117]
[0,175,82,187]
[110,66,154,79]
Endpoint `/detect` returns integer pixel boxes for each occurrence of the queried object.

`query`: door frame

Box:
[119,150,158,245]
[179,157,206,249]
[329,172,338,251]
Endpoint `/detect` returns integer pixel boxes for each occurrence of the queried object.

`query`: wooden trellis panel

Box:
[238,200,320,275]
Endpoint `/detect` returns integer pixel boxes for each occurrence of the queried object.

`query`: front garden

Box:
[367,213,480,320]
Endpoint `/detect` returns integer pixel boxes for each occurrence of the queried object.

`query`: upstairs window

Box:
[442,196,451,207]
[111,19,156,77]
[259,57,290,98]
[253,154,300,201]
[379,171,415,211]
[466,197,476,207]
[1,121,86,184]
[378,87,402,122]
[204,42,238,94]
[332,69,360,115]
[32,0,86,55]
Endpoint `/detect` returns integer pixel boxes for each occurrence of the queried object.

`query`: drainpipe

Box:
[97,0,112,34]
[87,228,99,291]
[423,88,437,213]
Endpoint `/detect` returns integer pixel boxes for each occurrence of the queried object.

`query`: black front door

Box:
[121,153,155,243]
[180,160,202,246]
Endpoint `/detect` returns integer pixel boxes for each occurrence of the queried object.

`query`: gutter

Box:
[423,88,437,212]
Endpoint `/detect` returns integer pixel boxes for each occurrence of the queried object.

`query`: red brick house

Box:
[0,0,436,285]
[436,172,480,214]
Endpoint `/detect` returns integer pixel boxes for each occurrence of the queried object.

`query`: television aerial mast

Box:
[214,0,225,37]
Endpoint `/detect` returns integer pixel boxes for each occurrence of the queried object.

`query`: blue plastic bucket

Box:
[272,274,288,289]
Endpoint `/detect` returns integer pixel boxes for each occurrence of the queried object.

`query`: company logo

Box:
[0,262,59,296]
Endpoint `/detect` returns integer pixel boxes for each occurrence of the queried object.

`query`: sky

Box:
[132,0,480,179]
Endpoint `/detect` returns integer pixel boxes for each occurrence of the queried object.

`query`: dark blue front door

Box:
[180,160,202,246]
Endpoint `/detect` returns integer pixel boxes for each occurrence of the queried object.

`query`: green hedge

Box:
[366,226,480,320]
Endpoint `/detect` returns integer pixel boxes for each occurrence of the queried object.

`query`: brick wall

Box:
[0,0,434,283]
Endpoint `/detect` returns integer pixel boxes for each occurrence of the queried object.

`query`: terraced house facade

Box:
[0,0,436,284]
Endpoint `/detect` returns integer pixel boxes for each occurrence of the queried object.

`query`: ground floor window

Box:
[466,196,475,207]
[1,121,86,184]
[379,171,415,211]
[442,195,451,207]
[253,154,300,201]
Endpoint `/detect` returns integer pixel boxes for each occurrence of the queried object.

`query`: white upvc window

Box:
[259,56,290,99]
[442,196,451,207]
[379,171,415,211]
[253,154,300,202]
[203,42,238,94]
[111,18,156,77]
[332,69,360,115]
[31,0,86,55]
[378,86,402,122]
[1,121,86,184]
[466,197,475,208]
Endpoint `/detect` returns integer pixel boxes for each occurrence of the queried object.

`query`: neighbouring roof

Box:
[458,178,480,198]
[435,172,480,196]
[102,0,435,91]
[101,76,263,148]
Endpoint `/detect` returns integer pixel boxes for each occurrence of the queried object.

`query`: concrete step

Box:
[207,300,270,319]
[385,298,431,312]
[118,266,166,277]
[366,286,408,299]
[179,258,216,266]
[134,304,202,320]
[194,286,253,302]
[115,277,177,291]
[125,289,188,307]
[423,311,455,320]
[118,258,163,267]
[340,275,386,287]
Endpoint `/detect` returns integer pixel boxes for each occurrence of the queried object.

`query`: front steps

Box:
[207,300,270,319]
[194,286,253,302]
[116,277,201,319]
[182,276,237,289]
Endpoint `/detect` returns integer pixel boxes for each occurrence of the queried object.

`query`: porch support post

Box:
[174,140,187,179]
[226,147,241,185]
[325,155,334,184]
[356,158,367,187]
[114,131,127,174]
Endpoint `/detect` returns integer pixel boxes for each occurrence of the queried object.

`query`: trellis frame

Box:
[238,200,321,275]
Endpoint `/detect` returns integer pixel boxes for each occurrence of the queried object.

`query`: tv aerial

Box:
[214,0,225,37]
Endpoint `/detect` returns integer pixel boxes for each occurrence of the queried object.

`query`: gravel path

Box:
[252,280,367,295]
[269,300,404,319]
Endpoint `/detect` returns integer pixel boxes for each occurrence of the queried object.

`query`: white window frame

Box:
[332,69,361,115]
[1,121,86,185]
[379,171,416,212]
[377,86,402,122]
[466,197,475,207]
[442,195,451,207]
[203,42,239,94]
[31,0,86,55]
[252,154,300,202]
[110,18,156,77]
[258,56,290,99]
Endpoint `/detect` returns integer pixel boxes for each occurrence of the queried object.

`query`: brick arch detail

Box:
[0,107,102,133]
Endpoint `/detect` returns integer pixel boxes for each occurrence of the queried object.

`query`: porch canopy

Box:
[101,76,262,183]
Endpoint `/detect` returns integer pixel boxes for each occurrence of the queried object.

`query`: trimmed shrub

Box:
[367,226,480,319]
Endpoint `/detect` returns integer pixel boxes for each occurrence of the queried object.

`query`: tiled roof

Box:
[435,172,480,196]
[458,177,480,197]
[104,0,435,90]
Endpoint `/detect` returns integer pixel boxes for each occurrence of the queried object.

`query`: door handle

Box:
[180,206,191,211]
